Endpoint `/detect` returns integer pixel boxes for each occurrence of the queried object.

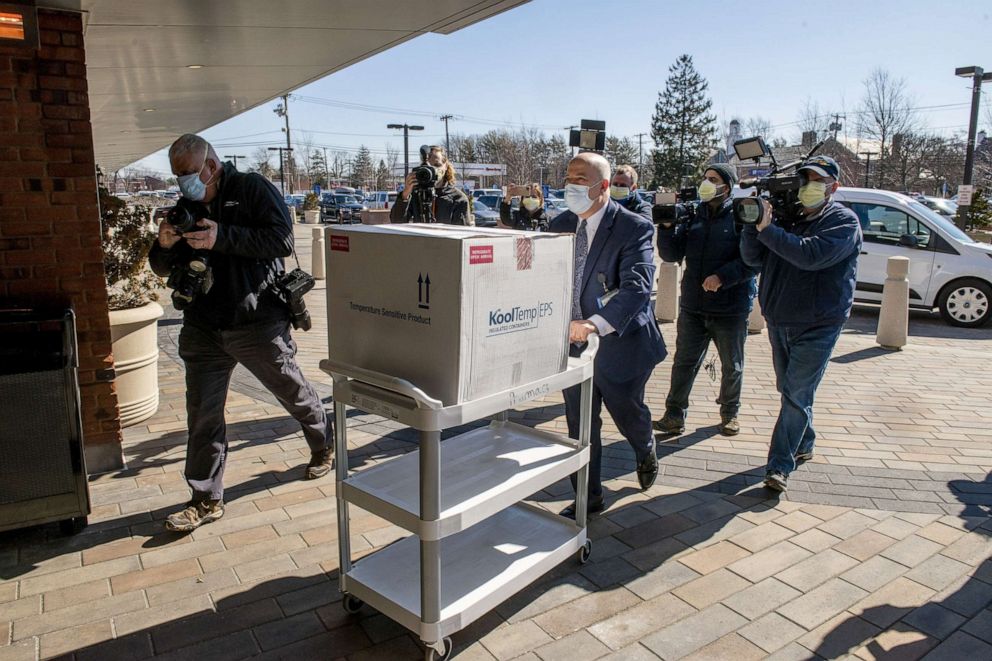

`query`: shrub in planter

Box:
[101,187,163,310]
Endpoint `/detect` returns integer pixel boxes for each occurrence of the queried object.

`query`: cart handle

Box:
[320,359,444,410]
[579,333,600,361]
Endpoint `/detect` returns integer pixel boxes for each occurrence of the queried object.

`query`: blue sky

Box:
[130,0,991,176]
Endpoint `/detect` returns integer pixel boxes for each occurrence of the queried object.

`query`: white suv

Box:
[833,187,992,327]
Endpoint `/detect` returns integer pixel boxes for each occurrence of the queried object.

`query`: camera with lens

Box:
[651,187,699,225]
[163,197,213,310]
[407,144,442,223]
[272,268,315,331]
[731,136,824,226]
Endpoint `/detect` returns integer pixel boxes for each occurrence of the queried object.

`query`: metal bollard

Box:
[876,255,910,350]
[311,227,326,280]
[656,261,679,322]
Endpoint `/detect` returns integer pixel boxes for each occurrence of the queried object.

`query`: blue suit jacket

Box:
[551,200,667,382]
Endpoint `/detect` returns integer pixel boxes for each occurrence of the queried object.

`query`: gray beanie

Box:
[705,163,738,187]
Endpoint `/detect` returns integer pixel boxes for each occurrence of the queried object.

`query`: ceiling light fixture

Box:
[186,64,203,69]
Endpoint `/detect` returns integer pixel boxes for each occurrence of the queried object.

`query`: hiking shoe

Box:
[795,449,815,463]
[164,500,224,532]
[720,417,741,436]
[306,447,333,480]
[764,471,788,493]
[652,415,685,435]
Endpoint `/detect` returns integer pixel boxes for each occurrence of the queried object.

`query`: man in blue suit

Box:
[552,152,668,517]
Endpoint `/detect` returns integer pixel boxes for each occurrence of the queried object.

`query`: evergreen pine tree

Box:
[350,145,375,190]
[650,54,718,189]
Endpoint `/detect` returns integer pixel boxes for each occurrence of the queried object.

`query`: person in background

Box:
[498,182,548,231]
[390,145,471,225]
[610,164,652,220]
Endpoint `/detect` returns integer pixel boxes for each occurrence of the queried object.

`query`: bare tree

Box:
[296,132,317,189]
[248,147,275,179]
[857,68,916,188]
[796,98,831,144]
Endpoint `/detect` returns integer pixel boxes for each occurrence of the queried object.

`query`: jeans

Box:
[766,323,844,476]
[178,319,331,502]
[665,311,748,422]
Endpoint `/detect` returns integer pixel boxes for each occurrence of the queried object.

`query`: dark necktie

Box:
[571,218,588,320]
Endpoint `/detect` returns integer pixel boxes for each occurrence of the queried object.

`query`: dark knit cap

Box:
[705,163,738,187]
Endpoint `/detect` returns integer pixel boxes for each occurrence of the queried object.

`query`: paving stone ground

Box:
[1,224,990,660]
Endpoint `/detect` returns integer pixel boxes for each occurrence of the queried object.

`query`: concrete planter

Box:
[109,301,163,427]
[304,209,320,224]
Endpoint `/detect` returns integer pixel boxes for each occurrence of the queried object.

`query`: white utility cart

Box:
[319,336,598,660]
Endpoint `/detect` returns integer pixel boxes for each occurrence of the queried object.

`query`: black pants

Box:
[177,319,330,502]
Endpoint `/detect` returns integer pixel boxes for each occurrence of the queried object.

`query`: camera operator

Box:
[739,156,862,493]
[610,164,652,220]
[498,182,548,230]
[390,145,471,225]
[149,134,333,532]
[654,163,756,438]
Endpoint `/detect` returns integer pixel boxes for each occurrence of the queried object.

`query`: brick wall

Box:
[0,6,123,472]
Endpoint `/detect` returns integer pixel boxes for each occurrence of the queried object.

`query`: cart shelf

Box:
[341,420,589,540]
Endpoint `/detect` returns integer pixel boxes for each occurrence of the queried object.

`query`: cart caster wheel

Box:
[59,516,87,536]
[342,594,364,614]
[425,637,452,661]
[578,540,592,564]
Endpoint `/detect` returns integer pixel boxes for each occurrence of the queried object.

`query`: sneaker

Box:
[306,448,333,480]
[164,500,224,532]
[720,417,741,436]
[652,414,685,435]
[795,450,815,463]
[764,471,788,493]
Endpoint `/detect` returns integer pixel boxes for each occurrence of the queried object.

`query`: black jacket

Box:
[657,197,756,316]
[498,200,548,230]
[149,162,293,329]
[390,184,471,225]
[618,192,652,220]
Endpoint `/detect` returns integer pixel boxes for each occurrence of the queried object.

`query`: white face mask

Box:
[178,148,210,201]
[564,183,595,215]
[522,196,540,211]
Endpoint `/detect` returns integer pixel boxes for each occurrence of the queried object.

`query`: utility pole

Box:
[439,114,453,155]
[322,146,329,186]
[274,95,292,192]
[829,114,845,141]
[268,146,294,196]
[224,154,246,170]
[859,151,878,188]
[955,65,992,229]
[386,123,425,176]
[633,132,647,184]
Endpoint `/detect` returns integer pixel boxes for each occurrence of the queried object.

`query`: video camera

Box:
[409,144,441,223]
[651,187,699,225]
[731,136,825,226]
[272,268,315,331]
[163,197,212,310]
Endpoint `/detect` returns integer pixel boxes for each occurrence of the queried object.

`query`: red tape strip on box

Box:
[515,237,533,270]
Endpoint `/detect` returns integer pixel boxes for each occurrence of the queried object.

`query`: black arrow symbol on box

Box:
[418,273,423,304]
[418,272,430,309]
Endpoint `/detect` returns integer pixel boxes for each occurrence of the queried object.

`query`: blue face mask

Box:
[177,151,210,201]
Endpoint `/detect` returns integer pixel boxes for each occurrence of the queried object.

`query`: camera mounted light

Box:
[733,136,768,161]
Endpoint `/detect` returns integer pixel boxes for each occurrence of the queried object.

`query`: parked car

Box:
[475,194,502,211]
[472,188,503,200]
[832,187,992,327]
[283,194,305,209]
[471,200,499,227]
[366,191,398,210]
[320,192,366,223]
[544,197,567,220]
[915,195,958,219]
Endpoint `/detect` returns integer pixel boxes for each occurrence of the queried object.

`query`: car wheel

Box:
[937,278,992,328]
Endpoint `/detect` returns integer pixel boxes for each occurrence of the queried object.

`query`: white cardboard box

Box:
[326,224,573,406]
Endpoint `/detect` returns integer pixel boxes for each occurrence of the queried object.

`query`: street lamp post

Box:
[859,152,878,188]
[955,65,992,229]
[386,123,425,178]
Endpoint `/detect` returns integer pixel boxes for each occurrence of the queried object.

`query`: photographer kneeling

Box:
[654,164,756,437]
[149,134,333,533]
[390,145,471,225]
[739,156,862,493]
[498,182,548,230]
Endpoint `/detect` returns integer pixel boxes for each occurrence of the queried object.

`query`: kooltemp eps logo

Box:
[487,302,555,336]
